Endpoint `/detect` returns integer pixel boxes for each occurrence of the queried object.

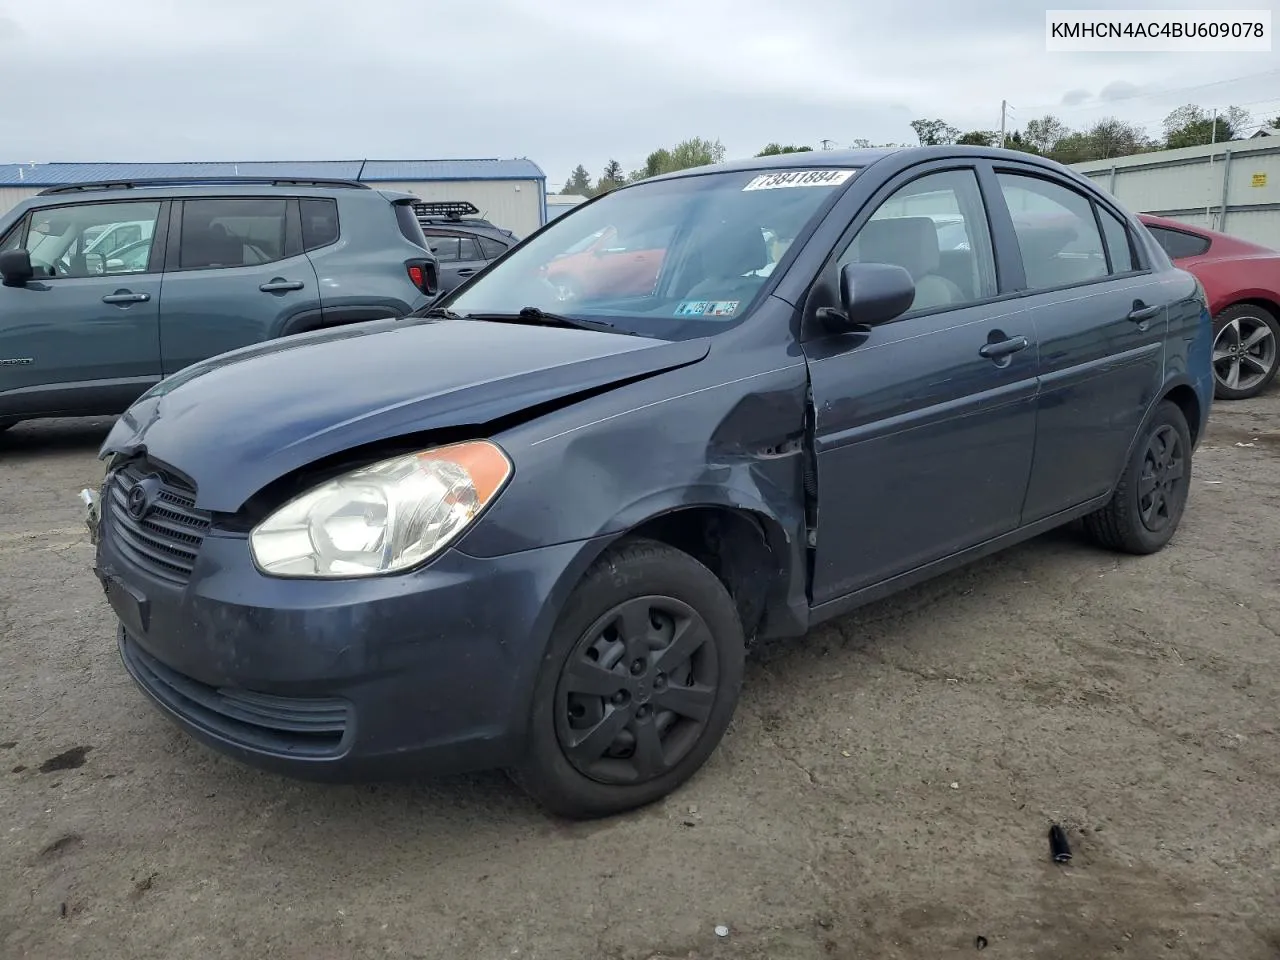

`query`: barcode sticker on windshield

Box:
[742,170,855,191]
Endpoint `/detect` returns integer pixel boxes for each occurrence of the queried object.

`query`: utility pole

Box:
[999,100,1009,148]
[820,139,835,150]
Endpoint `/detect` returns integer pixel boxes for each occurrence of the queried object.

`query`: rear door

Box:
[423,230,487,292]
[157,196,322,375]
[993,166,1172,523]
[0,199,164,418]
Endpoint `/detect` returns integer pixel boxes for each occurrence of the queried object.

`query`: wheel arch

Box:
[1215,296,1280,324]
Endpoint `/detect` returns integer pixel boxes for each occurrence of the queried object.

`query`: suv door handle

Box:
[978,335,1029,360]
[102,292,150,305]
[1128,301,1161,323]
[259,279,304,292]
[456,268,475,277]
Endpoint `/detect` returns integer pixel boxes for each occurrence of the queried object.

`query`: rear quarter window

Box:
[394,203,430,250]
[301,198,340,251]
[1147,225,1212,260]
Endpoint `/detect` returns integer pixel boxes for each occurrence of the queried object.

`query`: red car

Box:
[1139,214,1280,400]
[543,225,670,300]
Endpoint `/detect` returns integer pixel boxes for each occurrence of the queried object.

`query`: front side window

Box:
[1147,224,1211,260]
[445,166,860,338]
[21,201,161,278]
[425,233,463,262]
[838,168,998,312]
[178,198,287,270]
[997,173,1108,290]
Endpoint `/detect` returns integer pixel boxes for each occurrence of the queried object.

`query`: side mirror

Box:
[821,262,916,330]
[0,249,34,287]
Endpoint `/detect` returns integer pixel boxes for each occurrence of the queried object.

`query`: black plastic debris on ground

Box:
[1049,823,1072,863]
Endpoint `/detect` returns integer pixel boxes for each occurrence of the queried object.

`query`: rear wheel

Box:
[512,539,745,819]
[1084,400,1192,555]
[1212,304,1280,400]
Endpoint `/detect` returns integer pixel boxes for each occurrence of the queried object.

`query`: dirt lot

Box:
[1,400,1278,960]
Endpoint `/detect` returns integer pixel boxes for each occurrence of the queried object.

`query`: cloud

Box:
[0,0,1272,183]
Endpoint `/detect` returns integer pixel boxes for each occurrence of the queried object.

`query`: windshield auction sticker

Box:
[742,170,856,191]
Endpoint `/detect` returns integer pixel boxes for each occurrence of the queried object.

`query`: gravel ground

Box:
[1,401,1278,960]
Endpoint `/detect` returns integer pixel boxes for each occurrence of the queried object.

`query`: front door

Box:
[0,199,164,418]
[803,165,1040,605]
[157,197,322,375]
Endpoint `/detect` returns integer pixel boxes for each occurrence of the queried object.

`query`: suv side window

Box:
[478,236,508,260]
[1097,206,1138,274]
[300,198,340,251]
[425,233,467,262]
[996,173,1108,290]
[1146,224,1211,260]
[838,168,998,312]
[178,198,288,270]
[20,201,162,278]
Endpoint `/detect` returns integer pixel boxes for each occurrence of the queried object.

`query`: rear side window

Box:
[1097,206,1138,273]
[1147,225,1211,260]
[478,236,508,259]
[394,203,429,249]
[179,198,287,270]
[300,198,339,251]
[997,173,1107,290]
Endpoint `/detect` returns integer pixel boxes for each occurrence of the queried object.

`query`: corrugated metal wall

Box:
[373,179,543,236]
[0,179,543,236]
[0,187,39,216]
[1073,138,1280,248]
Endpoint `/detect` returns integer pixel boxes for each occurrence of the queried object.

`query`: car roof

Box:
[642,145,1081,183]
[29,177,385,204]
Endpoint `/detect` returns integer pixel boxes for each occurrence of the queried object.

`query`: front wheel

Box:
[512,539,745,819]
[1084,400,1193,555]
[1212,304,1280,400]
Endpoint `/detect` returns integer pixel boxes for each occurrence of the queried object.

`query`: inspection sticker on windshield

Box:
[675,300,739,317]
[742,169,855,191]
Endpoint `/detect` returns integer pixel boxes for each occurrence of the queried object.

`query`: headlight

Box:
[249,440,512,578]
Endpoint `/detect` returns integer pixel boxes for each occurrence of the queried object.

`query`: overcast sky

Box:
[1,0,1277,186]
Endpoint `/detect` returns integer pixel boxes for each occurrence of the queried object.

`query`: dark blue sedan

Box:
[87,146,1214,819]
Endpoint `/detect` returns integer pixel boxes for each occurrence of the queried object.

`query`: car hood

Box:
[101,317,710,513]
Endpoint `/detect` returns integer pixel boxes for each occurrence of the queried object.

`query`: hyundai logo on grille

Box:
[126,476,163,520]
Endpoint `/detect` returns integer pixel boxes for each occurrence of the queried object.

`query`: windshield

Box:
[444,166,859,338]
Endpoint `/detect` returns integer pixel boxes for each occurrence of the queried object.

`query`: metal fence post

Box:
[1218,150,1233,233]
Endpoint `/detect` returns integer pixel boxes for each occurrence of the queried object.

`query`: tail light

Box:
[406,258,437,295]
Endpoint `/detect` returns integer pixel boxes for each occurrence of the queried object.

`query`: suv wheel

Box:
[1212,303,1280,400]
[1084,400,1192,555]
[512,538,745,819]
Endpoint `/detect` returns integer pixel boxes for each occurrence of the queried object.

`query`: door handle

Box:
[259,279,304,292]
[456,269,475,277]
[102,292,150,305]
[1128,301,1161,323]
[978,335,1029,360]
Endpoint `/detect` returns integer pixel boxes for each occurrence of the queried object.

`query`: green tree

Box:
[594,159,625,195]
[561,164,593,196]
[910,119,959,146]
[1163,104,1251,148]
[755,143,814,156]
[956,130,996,146]
[1000,130,1040,154]
[1023,114,1070,154]
[629,137,726,182]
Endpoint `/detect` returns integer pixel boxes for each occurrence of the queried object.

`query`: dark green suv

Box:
[0,177,438,431]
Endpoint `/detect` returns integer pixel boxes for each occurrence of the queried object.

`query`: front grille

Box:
[106,460,210,585]
[120,630,349,758]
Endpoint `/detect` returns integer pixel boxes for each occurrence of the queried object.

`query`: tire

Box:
[1212,303,1280,400]
[511,538,745,819]
[1084,400,1193,555]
